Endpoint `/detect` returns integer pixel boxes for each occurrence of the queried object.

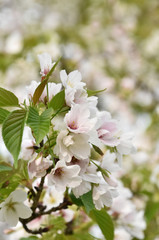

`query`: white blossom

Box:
[60,70,85,89]
[43,186,64,209]
[64,104,96,134]
[116,132,136,166]
[93,183,118,210]
[20,139,36,161]
[65,88,88,107]
[0,189,32,227]
[96,111,120,147]
[28,155,53,179]
[38,52,54,76]
[54,130,91,162]
[101,151,120,187]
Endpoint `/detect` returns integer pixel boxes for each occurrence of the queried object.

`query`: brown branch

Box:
[19,164,72,235]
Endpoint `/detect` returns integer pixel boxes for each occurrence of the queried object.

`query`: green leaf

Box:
[81,190,95,213]
[48,90,65,110]
[91,209,114,240]
[0,87,19,107]
[0,160,29,203]
[20,237,39,240]
[67,233,100,240]
[0,108,10,124]
[27,107,53,144]
[32,79,47,105]
[70,192,84,207]
[45,57,61,80]
[92,144,104,156]
[145,200,159,223]
[2,109,26,167]
[0,164,12,172]
[32,57,61,105]
[87,88,107,97]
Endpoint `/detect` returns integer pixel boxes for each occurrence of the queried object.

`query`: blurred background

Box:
[0,0,159,239]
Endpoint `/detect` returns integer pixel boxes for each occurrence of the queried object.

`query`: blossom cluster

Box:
[0,53,136,235]
[24,53,134,207]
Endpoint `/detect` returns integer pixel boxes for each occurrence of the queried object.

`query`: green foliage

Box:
[0,163,12,172]
[48,90,65,110]
[0,87,19,107]
[70,192,84,207]
[0,108,10,124]
[66,233,100,240]
[2,109,26,167]
[27,107,53,144]
[41,216,66,240]
[20,237,39,240]
[32,79,47,105]
[81,190,95,213]
[145,200,159,223]
[87,88,106,97]
[91,209,114,240]
[0,160,29,203]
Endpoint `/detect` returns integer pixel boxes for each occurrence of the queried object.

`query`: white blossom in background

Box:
[110,182,146,239]
[116,132,136,166]
[115,228,131,240]
[0,189,32,227]
[43,186,64,209]
[38,52,55,76]
[122,211,146,239]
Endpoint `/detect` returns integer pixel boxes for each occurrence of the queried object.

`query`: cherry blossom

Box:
[54,130,91,162]
[48,160,82,192]
[64,104,96,134]
[38,52,54,76]
[28,155,53,179]
[0,189,32,227]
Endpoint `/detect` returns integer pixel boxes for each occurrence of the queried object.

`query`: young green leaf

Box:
[0,164,12,172]
[92,144,104,156]
[91,209,114,240]
[32,79,47,105]
[0,87,19,107]
[81,190,95,213]
[48,90,65,110]
[0,108,10,124]
[87,88,107,97]
[27,107,53,144]
[2,109,26,168]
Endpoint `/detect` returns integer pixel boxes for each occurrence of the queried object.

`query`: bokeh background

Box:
[0,0,159,239]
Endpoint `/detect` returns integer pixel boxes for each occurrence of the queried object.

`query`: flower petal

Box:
[15,203,32,219]
[5,208,19,226]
